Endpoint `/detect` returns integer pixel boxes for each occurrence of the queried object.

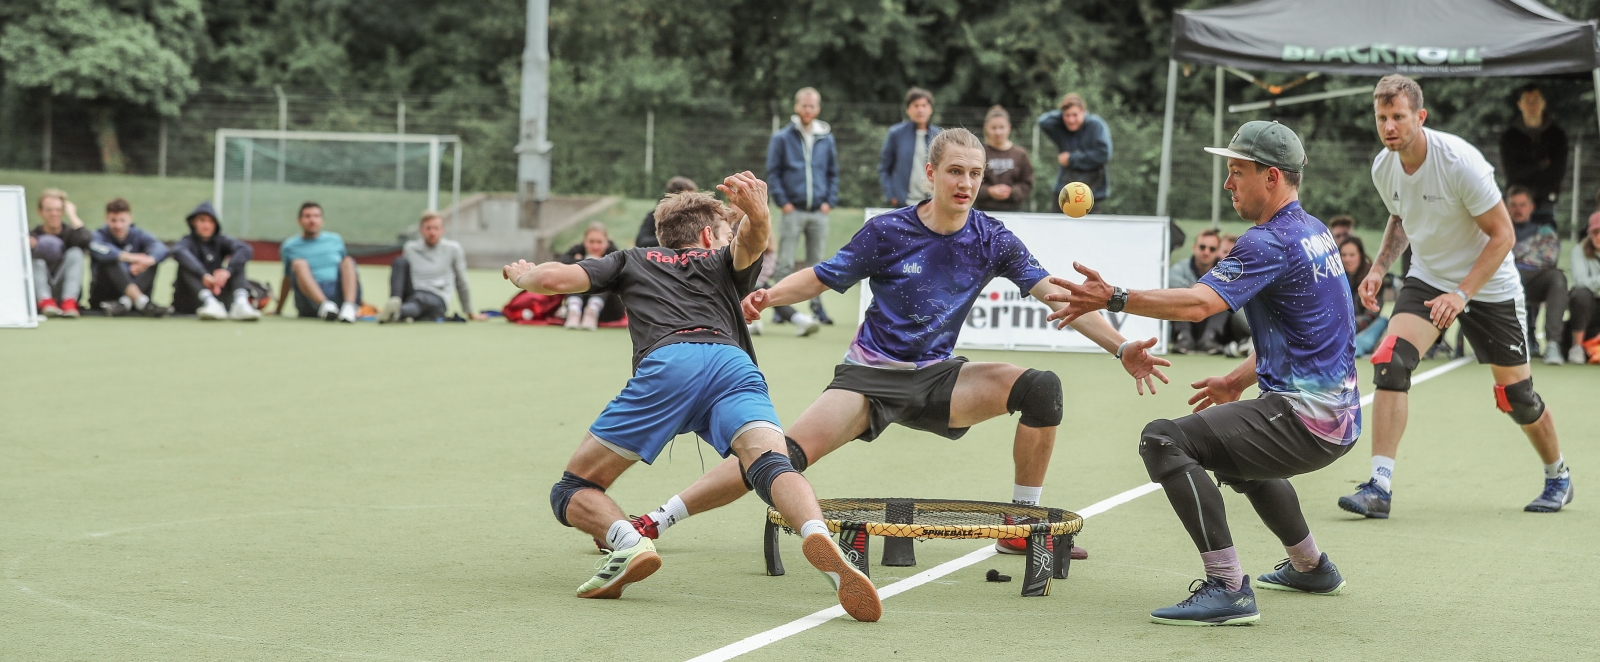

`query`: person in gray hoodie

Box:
[765,87,837,330]
[378,211,480,323]
[171,201,260,320]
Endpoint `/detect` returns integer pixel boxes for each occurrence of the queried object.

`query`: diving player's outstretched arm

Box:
[1030,276,1171,395]
[719,171,770,271]
[503,259,591,295]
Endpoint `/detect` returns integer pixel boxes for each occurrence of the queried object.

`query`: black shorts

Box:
[826,358,969,442]
[1167,393,1352,489]
[1392,277,1529,366]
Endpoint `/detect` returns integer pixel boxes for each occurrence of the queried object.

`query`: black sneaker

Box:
[139,303,173,318]
[1255,553,1346,595]
[1150,576,1260,626]
[811,300,834,325]
[1337,480,1391,519]
[1525,474,1573,513]
[100,300,132,317]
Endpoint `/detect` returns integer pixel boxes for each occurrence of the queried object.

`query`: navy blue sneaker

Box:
[1255,553,1345,595]
[1525,474,1573,513]
[1150,576,1260,626]
[1337,480,1391,519]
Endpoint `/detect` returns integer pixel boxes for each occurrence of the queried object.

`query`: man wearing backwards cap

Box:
[1047,121,1359,625]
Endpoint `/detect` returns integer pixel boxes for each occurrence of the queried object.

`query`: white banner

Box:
[0,186,37,328]
[859,209,1169,354]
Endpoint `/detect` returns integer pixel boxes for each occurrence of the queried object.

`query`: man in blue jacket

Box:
[766,87,838,330]
[87,198,172,317]
[878,87,941,207]
[1038,93,1113,205]
[171,201,260,321]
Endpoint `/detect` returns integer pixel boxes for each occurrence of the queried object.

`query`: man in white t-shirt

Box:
[1339,75,1571,518]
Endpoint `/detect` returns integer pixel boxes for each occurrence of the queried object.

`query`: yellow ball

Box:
[1058,182,1093,217]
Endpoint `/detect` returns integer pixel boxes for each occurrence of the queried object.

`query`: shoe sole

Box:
[1150,612,1260,626]
[803,533,881,623]
[576,550,661,599]
[1336,497,1389,519]
[1254,578,1345,595]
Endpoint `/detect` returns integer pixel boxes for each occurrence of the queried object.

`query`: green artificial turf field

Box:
[4,272,1598,661]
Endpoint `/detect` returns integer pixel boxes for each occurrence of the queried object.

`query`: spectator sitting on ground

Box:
[1508,185,1568,364]
[557,222,623,330]
[1038,93,1113,206]
[171,201,259,321]
[975,105,1033,212]
[1563,212,1600,364]
[1501,83,1567,227]
[1328,214,1356,244]
[767,86,838,330]
[1340,236,1391,356]
[379,211,482,324]
[1166,228,1231,354]
[274,202,360,322]
[878,87,941,207]
[28,188,89,318]
[634,176,697,249]
[88,198,171,317]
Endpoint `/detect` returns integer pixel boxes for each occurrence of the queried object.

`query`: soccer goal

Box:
[212,129,461,242]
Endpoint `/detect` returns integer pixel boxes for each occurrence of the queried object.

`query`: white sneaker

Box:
[228,298,261,321]
[378,296,402,324]
[197,297,228,321]
[1543,344,1566,365]
[792,312,821,337]
[318,300,339,321]
[580,307,600,330]
[748,320,764,336]
[1569,345,1588,365]
[338,302,358,323]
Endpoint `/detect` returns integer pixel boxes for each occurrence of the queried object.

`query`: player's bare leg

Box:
[1489,362,1573,512]
[730,426,881,622]
[560,434,661,599]
[1342,312,1440,518]
[1489,363,1562,463]
[1369,313,1440,460]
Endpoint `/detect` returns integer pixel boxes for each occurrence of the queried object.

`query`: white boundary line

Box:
[688,356,1474,662]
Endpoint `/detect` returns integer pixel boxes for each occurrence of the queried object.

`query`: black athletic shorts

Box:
[1392,276,1529,366]
[826,358,969,442]
[1167,393,1352,490]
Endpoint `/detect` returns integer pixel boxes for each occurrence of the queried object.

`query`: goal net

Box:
[212,129,460,243]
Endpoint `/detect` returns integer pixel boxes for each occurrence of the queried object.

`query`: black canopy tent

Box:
[1154,0,1600,222]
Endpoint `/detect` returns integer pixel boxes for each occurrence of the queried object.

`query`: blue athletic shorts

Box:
[590,343,781,464]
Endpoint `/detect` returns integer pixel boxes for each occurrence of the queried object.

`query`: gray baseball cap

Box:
[1204,120,1306,173]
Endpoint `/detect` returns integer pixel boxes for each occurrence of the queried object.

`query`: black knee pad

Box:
[1495,378,1546,425]
[549,471,604,528]
[1007,369,1063,428]
[743,450,798,508]
[785,436,809,473]
[1371,336,1420,392]
[1139,419,1200,482]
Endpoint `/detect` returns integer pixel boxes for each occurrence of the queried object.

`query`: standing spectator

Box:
[379,211,481,324]
[634,177,697,249]
[1566,212,1600,363]
[878,87,941,207]
[28,188,89,318]
[274,202,361,322]
[171,201,259,321]
[1327,215,1356,243]
[557,222,624,330]
[87,198,171,317]
[1166,228,1223,353]
[1341,236,1391,356]
[1507,186,1568,363]
[767,86,839,327]
[1038,93,1113,205]
[1500,83,1568,227]
[975,106,1033,212]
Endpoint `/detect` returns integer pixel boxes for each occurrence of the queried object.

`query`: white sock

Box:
[1371,456,1395,492]
[119,295,132,308]
[1012,484,1043,506]
[800,519,830,539]
[1545,455,1568,479]
[200,290,217,305]
[566,298,582,316]
[233,289,252,305]
[649,495,691,533]
[606,519,643,551]
[340,301,357,317]
[586,296,606,312]
[132,295,150,310]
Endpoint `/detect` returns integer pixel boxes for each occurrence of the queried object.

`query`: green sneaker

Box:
[576,538,661,599]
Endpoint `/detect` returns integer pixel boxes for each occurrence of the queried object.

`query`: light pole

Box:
[516,0,552,236]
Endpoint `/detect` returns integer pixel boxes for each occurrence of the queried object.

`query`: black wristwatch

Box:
[1107,286,1128,313]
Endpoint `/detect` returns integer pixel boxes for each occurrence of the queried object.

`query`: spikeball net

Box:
[763,498,1084,597]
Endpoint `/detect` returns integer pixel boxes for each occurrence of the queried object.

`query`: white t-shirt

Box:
[1371,128,1521,302]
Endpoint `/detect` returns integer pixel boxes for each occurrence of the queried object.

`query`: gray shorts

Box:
[825,358,969,442]
[1167,393,1352,489]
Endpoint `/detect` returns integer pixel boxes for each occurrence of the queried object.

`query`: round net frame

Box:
[766,498,1083,540]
